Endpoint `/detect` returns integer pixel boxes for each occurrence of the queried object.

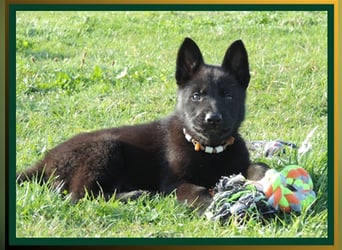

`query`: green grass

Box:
[15,11,328,239]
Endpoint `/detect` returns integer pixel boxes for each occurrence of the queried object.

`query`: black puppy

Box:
[17,38,268,210]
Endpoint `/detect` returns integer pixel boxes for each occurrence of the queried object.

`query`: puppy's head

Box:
[175,38,250,146]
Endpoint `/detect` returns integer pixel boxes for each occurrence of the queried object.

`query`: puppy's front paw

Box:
[176,183,212,214]
[116,190,150,202]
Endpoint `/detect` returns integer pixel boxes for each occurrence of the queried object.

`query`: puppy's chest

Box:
[168,144,237,187]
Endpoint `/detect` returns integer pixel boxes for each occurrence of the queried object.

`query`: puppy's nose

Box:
[205,112,222,125]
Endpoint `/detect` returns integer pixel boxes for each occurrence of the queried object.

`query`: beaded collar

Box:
[183,128,235,154]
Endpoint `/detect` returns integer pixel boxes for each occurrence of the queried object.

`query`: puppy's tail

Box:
[16,161,47,184]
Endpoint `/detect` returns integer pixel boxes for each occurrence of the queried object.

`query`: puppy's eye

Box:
[223,92,233,101]
[191,92,202,102]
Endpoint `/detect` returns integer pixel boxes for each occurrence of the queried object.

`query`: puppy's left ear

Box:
[176,37,204,85]
[222,40,250,88]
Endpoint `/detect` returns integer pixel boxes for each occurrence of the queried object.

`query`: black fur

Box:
[17,38,268,210]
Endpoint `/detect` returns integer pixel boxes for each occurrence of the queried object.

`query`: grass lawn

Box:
[15,10,329,239]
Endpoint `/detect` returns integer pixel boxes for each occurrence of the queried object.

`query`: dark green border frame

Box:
[8,4,334,246]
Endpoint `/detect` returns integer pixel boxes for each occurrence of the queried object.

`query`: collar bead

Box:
[183,128,234,154]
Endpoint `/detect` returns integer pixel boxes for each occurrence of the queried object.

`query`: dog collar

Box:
[183,128,235,154]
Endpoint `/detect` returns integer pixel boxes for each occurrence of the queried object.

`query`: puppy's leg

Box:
[115,190,151,202]
[176,183,213,213]
[246,162,269,180]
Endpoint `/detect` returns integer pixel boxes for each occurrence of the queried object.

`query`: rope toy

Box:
[205,165,316,224]
[247,140,297,159]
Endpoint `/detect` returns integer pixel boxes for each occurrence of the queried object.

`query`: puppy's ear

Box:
[222,40,250,88]
[175,38,204,85]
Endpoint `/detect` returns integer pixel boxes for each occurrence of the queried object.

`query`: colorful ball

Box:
[260,165,316,213]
